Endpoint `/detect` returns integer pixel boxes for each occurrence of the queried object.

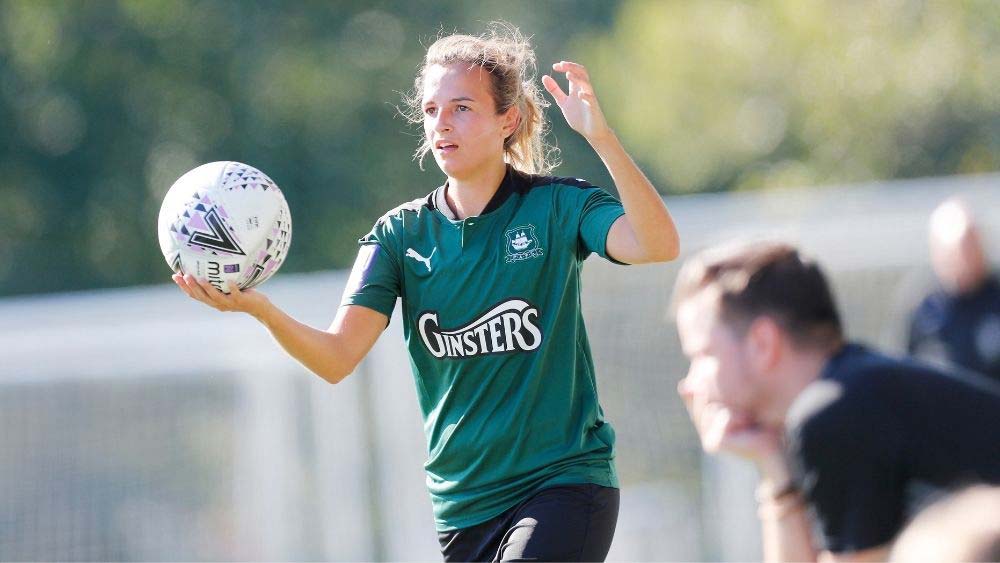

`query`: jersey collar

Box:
[432,184,457,220]
[432,165,526,221]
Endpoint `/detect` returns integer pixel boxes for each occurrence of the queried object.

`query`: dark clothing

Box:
[907,275,1000,382]
[784,343,1000,554]
[437,484,619,562]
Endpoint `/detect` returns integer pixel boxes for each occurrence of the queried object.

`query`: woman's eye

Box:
[424,107,437,116]
[456,105,470,112]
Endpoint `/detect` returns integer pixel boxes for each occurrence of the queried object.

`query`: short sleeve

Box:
[786,393,905,553]
[575,187,626,263]
[339,225,401,318]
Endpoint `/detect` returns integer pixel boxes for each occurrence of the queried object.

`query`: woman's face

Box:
[421,63,516,180]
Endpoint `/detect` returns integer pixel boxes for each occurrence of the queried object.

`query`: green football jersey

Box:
[341,165,626,531]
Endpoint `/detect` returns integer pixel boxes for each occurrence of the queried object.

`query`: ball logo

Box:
[188,207,246,255]
[418,299,543,359]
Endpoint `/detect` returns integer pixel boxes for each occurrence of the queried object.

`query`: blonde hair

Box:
[402,21,558,175]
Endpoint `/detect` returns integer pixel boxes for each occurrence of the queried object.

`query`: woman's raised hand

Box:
[542,61,612,143]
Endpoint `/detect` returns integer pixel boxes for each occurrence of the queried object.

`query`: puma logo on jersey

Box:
[418,299,543,359]
[406,247,436,271]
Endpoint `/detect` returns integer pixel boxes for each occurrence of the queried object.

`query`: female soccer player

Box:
[174,23,679,562]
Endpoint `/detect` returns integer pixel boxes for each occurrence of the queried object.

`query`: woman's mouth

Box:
[435,140,459,154]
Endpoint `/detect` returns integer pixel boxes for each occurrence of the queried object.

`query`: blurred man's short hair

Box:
[672,241,843,349]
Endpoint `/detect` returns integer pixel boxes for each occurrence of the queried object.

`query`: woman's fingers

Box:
[553,60,590,80]
[547,59,610,139]
[541,74,568,105]
[544,74,592,103]
[550,61,596,102]
[565,70,590,87]
[224,281,248,308]
[177,274,206,300]
[173,274,197,300]
[194,277,234,309]
[181,274,223,310]
[176,275,216,309]
[174,272,260,314]
[188,276,218,304]
[175,271,258,313]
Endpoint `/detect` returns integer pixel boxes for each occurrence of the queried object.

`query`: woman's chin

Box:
[436,158,470,179]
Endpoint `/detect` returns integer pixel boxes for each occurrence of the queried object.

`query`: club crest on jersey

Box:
[418,298,543,359]
[504,224,544,263]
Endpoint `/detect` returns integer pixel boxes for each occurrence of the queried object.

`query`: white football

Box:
[157,161,292,293]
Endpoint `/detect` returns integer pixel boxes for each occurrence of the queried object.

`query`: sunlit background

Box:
[1,1,998,560]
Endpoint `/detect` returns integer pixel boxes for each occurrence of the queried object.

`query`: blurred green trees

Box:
[582,0,1000,193]
[0,0,997,296]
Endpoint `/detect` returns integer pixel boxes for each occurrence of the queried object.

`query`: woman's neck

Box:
[444,160,507,220]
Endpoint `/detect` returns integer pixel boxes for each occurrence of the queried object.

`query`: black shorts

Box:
[437,483,620,562]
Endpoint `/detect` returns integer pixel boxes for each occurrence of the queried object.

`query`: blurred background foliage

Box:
[1,0,997,296]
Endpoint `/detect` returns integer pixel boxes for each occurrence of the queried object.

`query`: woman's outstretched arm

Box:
[174,274,386,384]
[543,61,680,264]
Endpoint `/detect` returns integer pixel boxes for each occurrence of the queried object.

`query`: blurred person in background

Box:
[672,241,1000,562]
[907,197,1000,382]
[889,485,1000,563]
[174,21,679,562]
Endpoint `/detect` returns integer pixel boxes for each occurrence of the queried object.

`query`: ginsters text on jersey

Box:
[418,299,543,359]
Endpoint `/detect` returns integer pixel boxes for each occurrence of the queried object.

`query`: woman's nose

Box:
[434,112,453,132]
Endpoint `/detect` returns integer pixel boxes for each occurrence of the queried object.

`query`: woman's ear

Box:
[501,105,521,139]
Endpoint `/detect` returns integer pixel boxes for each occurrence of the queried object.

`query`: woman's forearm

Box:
[589,131,680,261]
[251,302,359,384]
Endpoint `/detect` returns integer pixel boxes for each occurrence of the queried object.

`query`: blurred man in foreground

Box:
[908,198,1000,381]
[889,485,1000,562]
[673,241,1000,562]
